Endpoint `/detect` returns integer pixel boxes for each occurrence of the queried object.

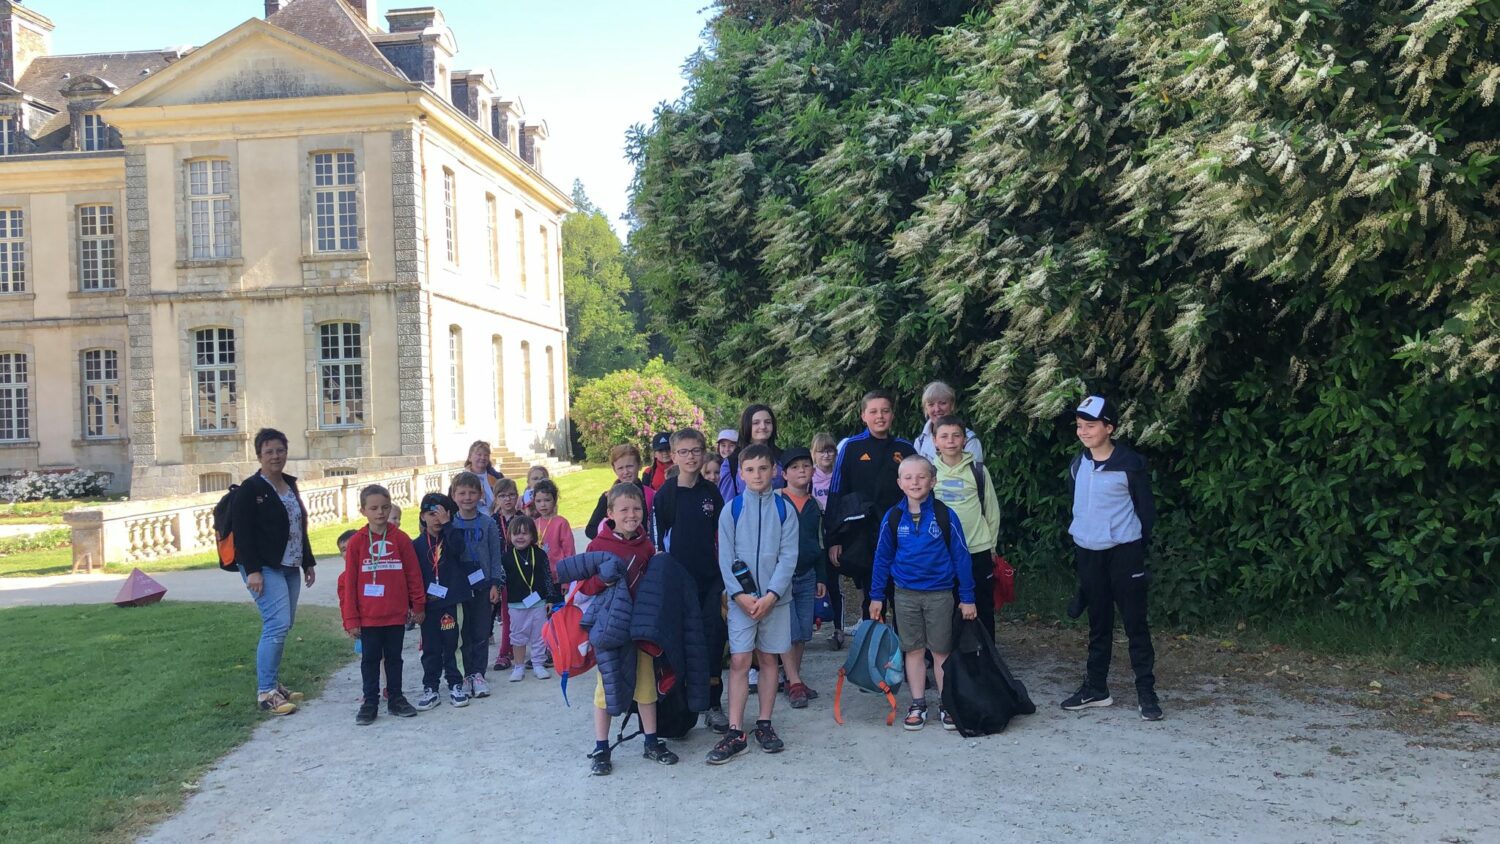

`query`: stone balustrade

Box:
[63,463,463,572]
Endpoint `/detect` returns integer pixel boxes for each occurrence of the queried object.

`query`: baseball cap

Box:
[419,492,457,515]
[652,432,672,451]
[717,429,738,444]
[778,446,812,470]
[1075,395,1117,425]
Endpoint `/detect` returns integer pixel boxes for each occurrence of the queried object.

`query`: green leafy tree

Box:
[563,181,647,380]
[629,2,1500,619]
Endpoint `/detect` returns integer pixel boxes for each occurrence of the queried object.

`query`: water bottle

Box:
[354,638,362,655]
[731,559,758,596]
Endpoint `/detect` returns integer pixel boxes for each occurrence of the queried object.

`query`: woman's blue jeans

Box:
[239,565,301,694]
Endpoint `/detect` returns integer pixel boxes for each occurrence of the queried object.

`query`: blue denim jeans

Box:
[240,565,301,694]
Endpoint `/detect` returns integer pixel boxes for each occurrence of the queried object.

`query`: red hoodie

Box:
[581,522,656,598]
[339,525,426,630]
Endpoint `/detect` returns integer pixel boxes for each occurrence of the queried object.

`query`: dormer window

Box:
[80,114,110,152]
[0,117,17,156]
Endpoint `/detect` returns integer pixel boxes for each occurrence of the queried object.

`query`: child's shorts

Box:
[507,605,545,649]
[788,570,818,644]
[893,587,955,652]
[594,647,658,709]
[727,598,792,655]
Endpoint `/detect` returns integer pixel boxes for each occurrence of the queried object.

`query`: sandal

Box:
[903,702,927,731]
[276,683,304,702]
[258,690,297,716]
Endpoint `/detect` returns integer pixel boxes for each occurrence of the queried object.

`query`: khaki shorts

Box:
[594,647,658,709]
[893,587,955,653]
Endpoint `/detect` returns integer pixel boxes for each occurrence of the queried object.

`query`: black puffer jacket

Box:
[556,551,709,717]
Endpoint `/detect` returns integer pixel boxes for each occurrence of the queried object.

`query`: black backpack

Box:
[213,483,240,572]
[610,678,697,750]
[940,614,1036,736]
[884,498,956,550]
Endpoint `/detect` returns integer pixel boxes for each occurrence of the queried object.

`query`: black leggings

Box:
[359,624,405,702]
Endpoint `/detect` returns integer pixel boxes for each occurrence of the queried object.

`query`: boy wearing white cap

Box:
[1061,395,1162,721]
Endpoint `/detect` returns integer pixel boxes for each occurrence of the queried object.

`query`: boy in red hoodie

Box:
[339,484,427,725]
[581,483,669,775]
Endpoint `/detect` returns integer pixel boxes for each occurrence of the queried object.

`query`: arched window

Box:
[545,345,556,422]
[520,340,533,424]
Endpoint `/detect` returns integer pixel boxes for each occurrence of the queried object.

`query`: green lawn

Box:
[542,465,615,527]
[0,498,121,525]
[0,602,351,844]
[0,519,365,579]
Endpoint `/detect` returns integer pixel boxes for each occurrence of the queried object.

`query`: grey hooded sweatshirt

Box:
[717,486,799,605]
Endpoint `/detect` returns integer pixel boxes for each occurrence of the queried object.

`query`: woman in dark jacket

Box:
[232,428,317,715]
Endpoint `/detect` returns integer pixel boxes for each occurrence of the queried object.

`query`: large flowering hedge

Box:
[572,370,707,462]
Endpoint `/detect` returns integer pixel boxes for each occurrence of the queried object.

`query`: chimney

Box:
[342,0,380,30]
[0,0,55,88]
[264,0,290,17]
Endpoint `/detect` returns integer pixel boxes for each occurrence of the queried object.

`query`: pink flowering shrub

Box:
[572,370,706,462]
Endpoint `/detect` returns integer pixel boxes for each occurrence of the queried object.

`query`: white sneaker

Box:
[461,675,475,697]
[449,684,471,707]
[510,665,526,683]
[471,674,491,698]
[532,664,551,680]
[748,667,760,690]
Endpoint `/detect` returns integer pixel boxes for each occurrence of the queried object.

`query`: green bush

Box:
[571,370,707,462]
[629,2,1500,619]
[642,356,738,432]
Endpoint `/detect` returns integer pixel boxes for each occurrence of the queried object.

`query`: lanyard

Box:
[537,516,555,542]
[368,525,387,584]
[511,547,536,595]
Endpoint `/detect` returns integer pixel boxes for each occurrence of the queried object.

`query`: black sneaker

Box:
[388,696,419,718]
[588,748,612,776]
[1061,685,1113,711]
[752,721,784,753]
[643,742,680,765]
[1066,587,1086,619]
[1139,691,1164,721]
[706,729,748,765]
[355,701,378,726]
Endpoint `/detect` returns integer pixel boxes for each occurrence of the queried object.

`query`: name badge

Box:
[467,569,485,586]
[521,591,542,608]
[427,583,448,599]
[363,583,385,598]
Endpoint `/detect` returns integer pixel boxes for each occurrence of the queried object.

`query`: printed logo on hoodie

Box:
[363,538,403,572]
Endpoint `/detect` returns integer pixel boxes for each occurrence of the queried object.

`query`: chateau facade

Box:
[0,0,572,497]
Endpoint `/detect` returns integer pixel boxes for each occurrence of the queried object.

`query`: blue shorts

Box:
[789,569,818,644]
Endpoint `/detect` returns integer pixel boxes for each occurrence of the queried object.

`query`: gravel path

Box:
[139,631,1499,843]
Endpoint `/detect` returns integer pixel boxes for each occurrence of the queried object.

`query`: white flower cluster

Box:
[0,470,110,503]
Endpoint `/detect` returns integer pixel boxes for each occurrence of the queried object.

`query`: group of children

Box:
[334,383,1162,766]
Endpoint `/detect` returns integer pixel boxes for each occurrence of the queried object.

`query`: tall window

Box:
[318,322,364,428]
[0,210,23,293]
[78,205,117,290]
[485,194,499,281]
[81,114,110,152]
[443,168,458,264]
[545,345,556,422]
[81,349,121,439]
[0,352,27,441]
[520,340,533,424]
[514,211,527,292]
[491,335,504,432]
[448,325,465,425]
[312,152,359,252]
[539,226,551,301]
[0,117,17,156]
[188,159,233,259]
[192,328,237,432]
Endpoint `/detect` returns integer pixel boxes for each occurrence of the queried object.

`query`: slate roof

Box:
[14,50,181,146]
[267,0,400,77]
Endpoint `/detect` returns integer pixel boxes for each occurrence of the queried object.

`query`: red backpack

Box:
[541,585,596,706]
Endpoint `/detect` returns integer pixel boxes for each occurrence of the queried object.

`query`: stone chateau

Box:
[0,0,572,497]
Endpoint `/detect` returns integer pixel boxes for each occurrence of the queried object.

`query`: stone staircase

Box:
[491,445,581,478]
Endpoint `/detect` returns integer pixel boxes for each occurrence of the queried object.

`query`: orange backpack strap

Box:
[833,667,847,725]
[879,681,897,726]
